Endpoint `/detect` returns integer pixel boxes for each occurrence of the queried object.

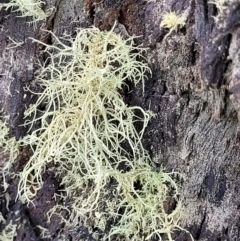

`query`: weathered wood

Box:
[1,0,240,240]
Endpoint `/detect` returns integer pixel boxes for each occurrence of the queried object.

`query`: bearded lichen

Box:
[209,0,230,14]
[104,167,184,241]
[160,11,186,38]
[0,0,50,22]
[0,213,17,241]
[0,119,19,191]
[19,26,152,202]
[10,25,192,240]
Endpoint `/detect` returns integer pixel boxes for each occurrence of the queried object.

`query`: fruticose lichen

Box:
[209,0,230,14]
[160,11,186,38]
[0,212,17,241]
[0,0,50,22]
[0,119,19,191]
[1,25,192,240]
[19,26,152,202]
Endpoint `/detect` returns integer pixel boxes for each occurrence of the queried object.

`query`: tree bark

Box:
[1,0,240,240]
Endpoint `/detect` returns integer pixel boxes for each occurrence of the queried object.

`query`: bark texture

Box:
[1,0,240,240]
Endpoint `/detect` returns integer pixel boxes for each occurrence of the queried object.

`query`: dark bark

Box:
[1,0,240,240]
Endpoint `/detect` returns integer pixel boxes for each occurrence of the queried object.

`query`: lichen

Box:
[13,25,191,240]
[160,11,186,38]
[209,0,229,14]
[0,0,51,22]
[19,25,152,202]
[105,167,183,241]
[0,213,17,241]
[0,119,19,191]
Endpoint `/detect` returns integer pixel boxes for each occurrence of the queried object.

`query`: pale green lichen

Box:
[0,119,19,191]
[105,167,183,241]
[6,37,24,50]
[209,0,229,14]
[160,11,186,38]
[19,26,152,202]
[0,213,17,241]
[14,25,192,240]
[0,0,50,22]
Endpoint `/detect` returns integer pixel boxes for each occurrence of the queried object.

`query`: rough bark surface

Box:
[1,0,240,240]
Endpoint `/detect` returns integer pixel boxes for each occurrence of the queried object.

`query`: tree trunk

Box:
[1,0,240,240]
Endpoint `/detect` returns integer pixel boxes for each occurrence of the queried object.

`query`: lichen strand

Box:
[0,213,17,241]
[0,119,19,191]
[106,168,183,241]
[20,27,152,201]
[17,26,187,240]
[160,11,186,38]
[209,0,230,14]
[0,0,50,22]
